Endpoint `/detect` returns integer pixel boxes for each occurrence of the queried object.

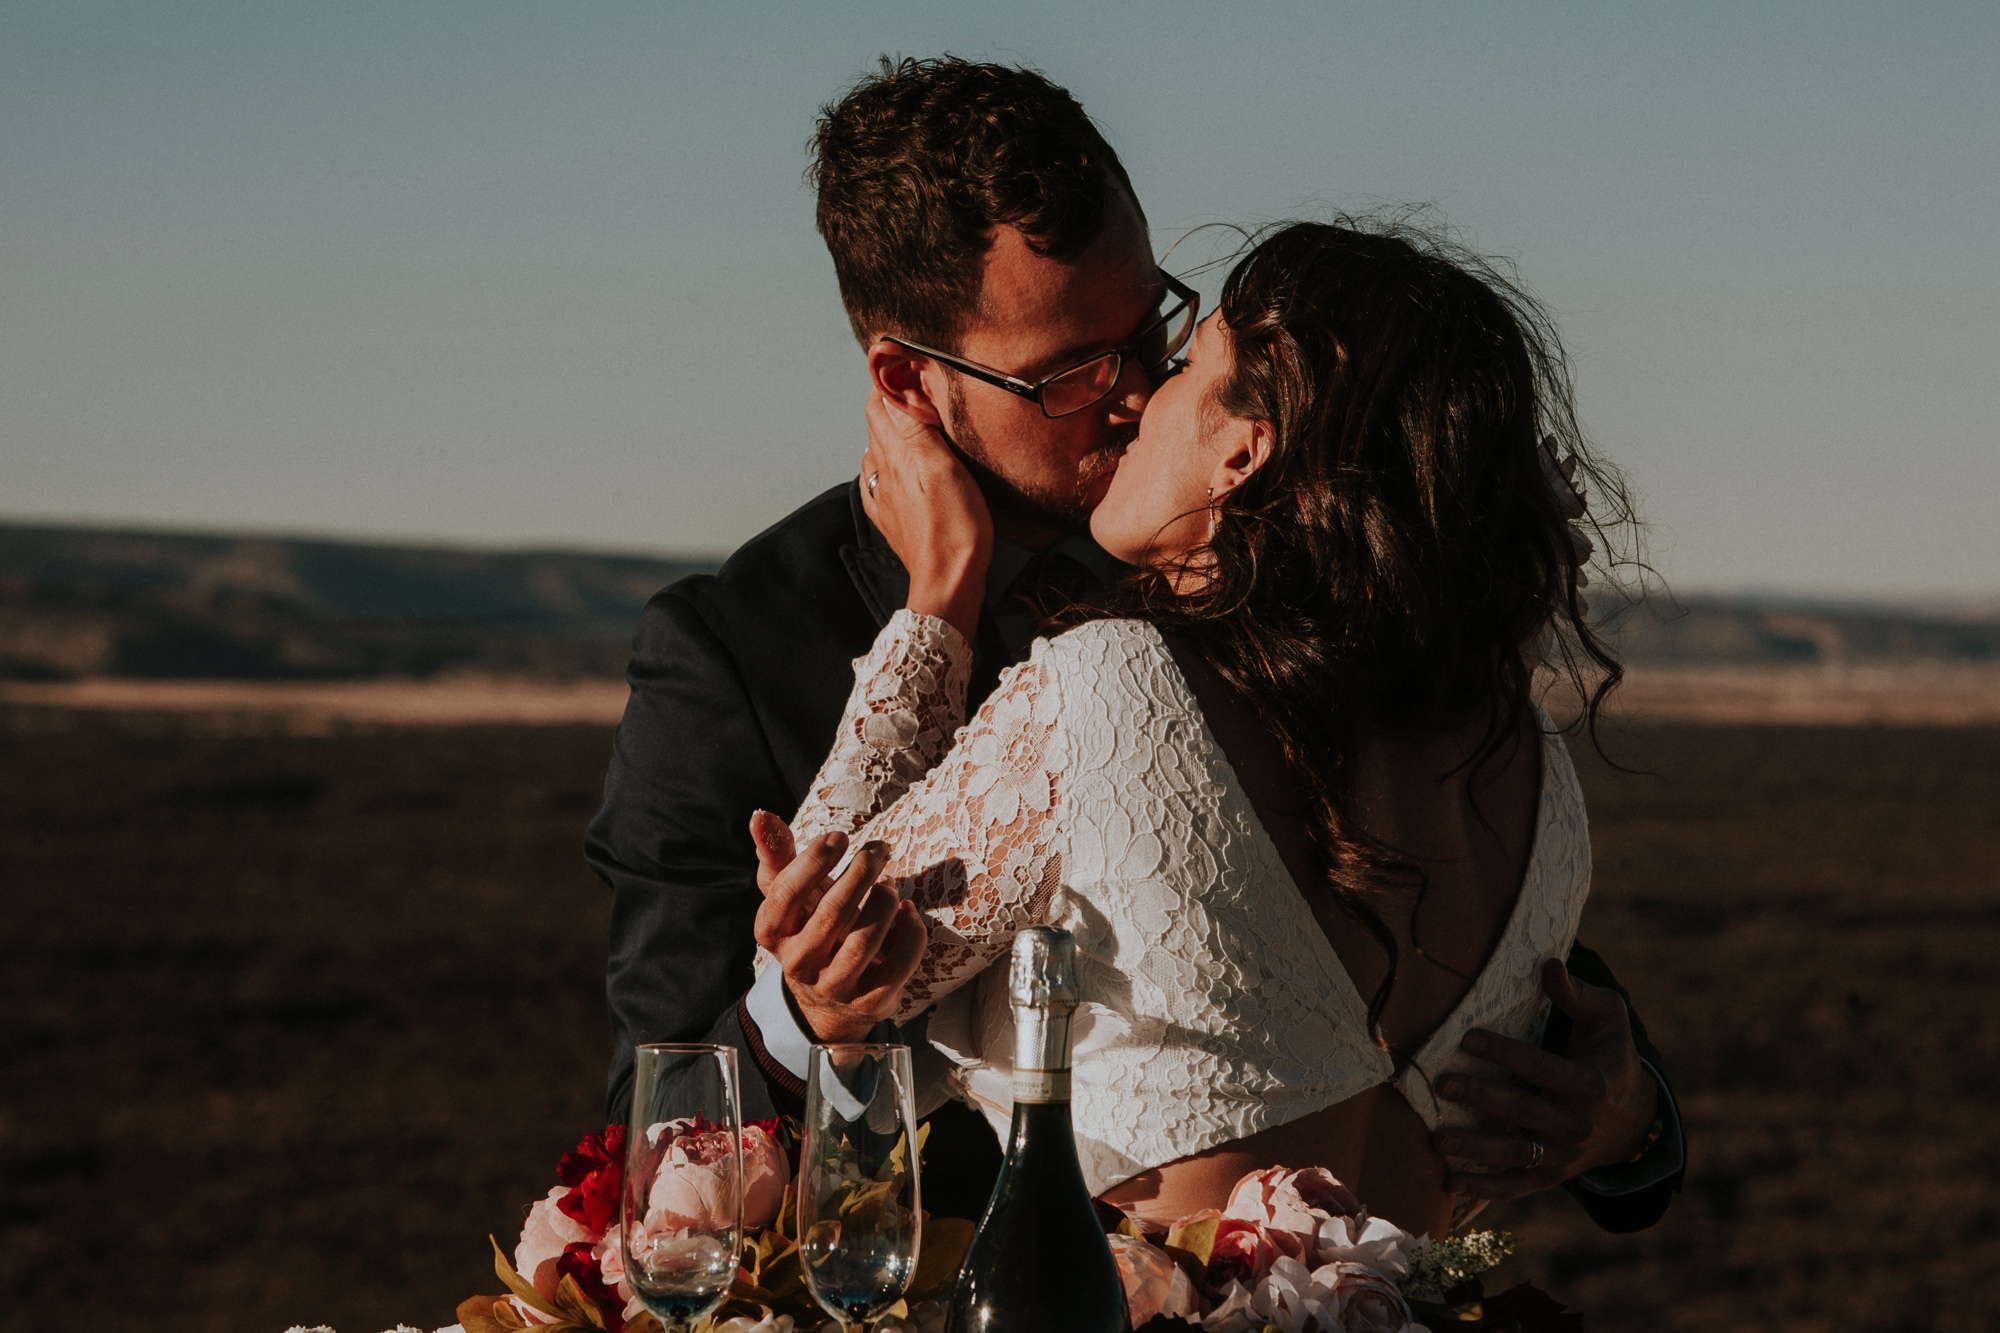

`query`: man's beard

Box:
[945,377,1135,536]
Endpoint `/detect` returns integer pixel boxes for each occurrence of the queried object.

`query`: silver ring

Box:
[867,471,879,495]
[1527,1138,1545,1169]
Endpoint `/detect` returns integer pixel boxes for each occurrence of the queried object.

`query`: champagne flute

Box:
[622,1043,744,1332]
[798,1043,923,1331]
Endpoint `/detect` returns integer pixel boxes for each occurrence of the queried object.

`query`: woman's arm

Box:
[847,639,1067,1020]
[790,608,974,846]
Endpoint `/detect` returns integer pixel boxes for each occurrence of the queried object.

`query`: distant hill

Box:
[2,521,1995,681]
[0,523,717,680]
[1604,592,2000,668]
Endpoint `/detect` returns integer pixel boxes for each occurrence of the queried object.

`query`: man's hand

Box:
[749,810,927,1044]
[1433,958,1659,1206]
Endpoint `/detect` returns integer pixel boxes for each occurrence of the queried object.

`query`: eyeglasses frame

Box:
[881,269,1200,420]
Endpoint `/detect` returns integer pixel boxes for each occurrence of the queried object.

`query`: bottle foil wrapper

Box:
[1010,927,1078,1102]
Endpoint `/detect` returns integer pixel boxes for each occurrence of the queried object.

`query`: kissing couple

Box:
[588,57,1685,1245]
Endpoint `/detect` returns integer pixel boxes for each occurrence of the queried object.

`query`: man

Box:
[587,56,1684,1229]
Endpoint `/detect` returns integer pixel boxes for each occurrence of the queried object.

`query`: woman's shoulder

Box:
[1032,615,1170,661]
[1024,617,1194,716]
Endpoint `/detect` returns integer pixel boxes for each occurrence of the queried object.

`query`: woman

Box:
[766,221,1624,1239]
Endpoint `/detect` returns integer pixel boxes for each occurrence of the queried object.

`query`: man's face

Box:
[925,188,1162,535]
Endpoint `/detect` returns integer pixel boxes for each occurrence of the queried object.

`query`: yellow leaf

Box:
[774,1183,799,1242]
[457,1295,529,1333]
[909,1217,974,1300]
[878,1120,930,1184]
[555,1274,609,1329]
[837,1178,899,1227]
[1164,1215,1221,1267]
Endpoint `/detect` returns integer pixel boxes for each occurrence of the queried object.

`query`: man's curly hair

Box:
[809,56,1139,350]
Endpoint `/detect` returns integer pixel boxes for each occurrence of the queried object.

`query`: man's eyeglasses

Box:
[884,270,1199,420]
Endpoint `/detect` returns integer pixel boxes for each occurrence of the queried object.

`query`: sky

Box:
[3,1,1996,597]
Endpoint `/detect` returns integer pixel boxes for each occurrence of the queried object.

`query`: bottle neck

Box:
[1012,1000,1074,1107]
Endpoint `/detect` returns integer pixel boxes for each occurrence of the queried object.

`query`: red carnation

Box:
[557,1241,626,1332]
[556,1124,626,1237]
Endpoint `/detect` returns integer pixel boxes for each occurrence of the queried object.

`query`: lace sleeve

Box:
[791,609,974,846]
[848,642,1067,1022]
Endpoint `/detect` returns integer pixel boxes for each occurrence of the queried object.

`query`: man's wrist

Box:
[1573,1060,1685,1196]
[784,973,886,1045]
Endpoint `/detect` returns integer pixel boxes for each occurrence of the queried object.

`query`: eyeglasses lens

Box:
[1043,355,1122,418]
[1141,301,1196,371]
[1039,288,1196,417]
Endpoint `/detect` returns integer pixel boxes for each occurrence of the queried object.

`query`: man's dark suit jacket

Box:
[587,478,1684,1232]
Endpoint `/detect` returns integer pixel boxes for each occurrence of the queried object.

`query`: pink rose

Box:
[1247,1255,1322,1333]
[1203,1216,1282,1298]
[1222,1168,1413,1274]
[1224,1167,1363,1233]
[644,1123,742,1232]
[1313,1260,1415,1333]
[517,1186,593,1298]
[1311,1214,1419,1279]
[596,1226,651,1325]
[740,1123,791,1232]
[1107,1234,1199,1326]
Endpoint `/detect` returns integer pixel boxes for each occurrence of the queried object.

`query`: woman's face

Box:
[1090,312,1257,569]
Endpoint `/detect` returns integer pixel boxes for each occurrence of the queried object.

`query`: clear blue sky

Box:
[5,2,1995,596]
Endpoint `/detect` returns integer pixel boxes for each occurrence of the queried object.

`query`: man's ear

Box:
[867,340,946,428]
[1209,419,1275,499]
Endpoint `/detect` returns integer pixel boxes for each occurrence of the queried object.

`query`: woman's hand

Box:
[861,390,993,643]
[748,810,927,1043]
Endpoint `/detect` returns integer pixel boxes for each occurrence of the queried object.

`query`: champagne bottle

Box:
[947,927,1128,1333]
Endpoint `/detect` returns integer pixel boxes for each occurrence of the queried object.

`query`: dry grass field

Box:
[2,709,1996,1331]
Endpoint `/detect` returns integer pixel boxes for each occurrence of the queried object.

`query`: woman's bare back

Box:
[1101,644,1542,1235]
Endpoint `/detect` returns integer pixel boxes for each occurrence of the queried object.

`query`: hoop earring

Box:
[1206,486,1218,540]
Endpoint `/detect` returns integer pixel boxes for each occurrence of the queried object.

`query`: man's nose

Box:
[1104,354,1155,421]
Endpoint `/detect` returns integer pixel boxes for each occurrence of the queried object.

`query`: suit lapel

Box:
[836,477,1012,709]
[836,476,909,629]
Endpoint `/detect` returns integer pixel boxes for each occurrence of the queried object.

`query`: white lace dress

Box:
[791,610,1593,1197]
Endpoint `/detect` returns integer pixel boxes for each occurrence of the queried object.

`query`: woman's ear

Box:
[867,340,947,428]
[1209,419,1275,500]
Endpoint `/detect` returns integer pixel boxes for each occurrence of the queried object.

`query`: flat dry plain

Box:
[3,707,1997,1332]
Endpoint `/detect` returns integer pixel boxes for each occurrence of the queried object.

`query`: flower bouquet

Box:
[462,1132,1574,1333]
[1105,1167,1579,1333]
[458,1124,969,1333]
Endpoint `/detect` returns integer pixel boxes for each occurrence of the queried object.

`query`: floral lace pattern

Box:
[792,609,974,847]
[793,613,1593,1196]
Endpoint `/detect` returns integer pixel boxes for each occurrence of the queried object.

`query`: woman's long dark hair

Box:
[1078,219,1635,1044]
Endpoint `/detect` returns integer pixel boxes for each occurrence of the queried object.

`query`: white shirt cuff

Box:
[743,960,815,1084]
